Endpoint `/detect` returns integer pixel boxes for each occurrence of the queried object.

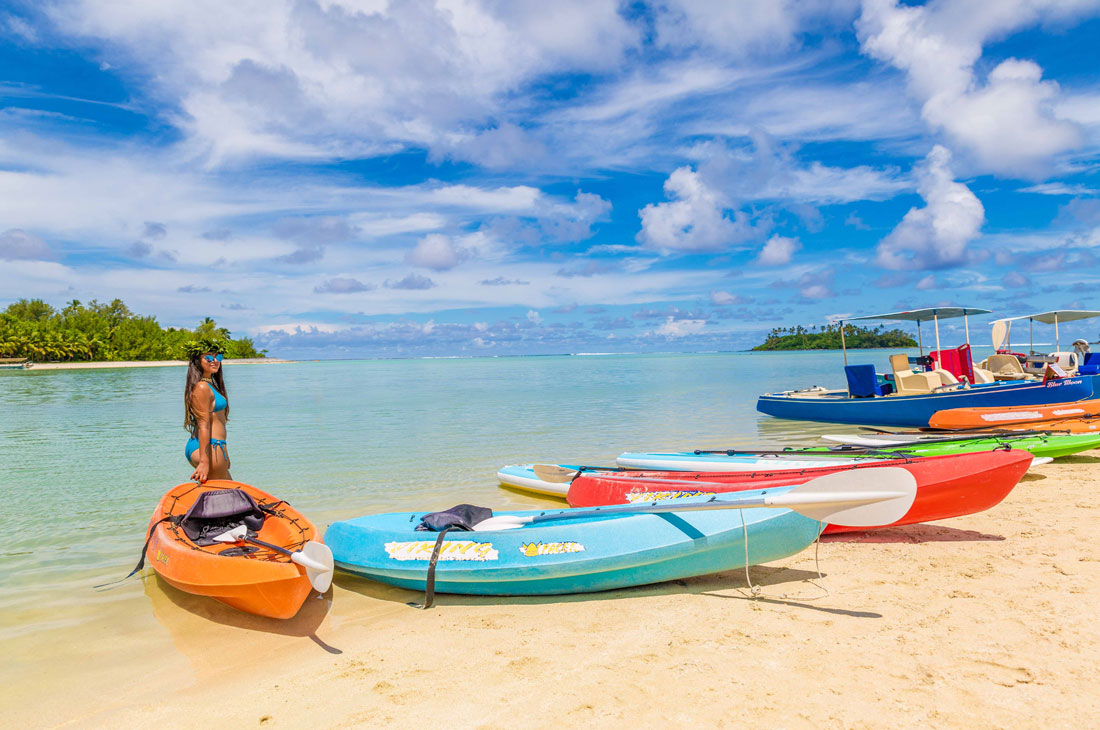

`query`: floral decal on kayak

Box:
[520,541,584,557]
[625,490,709,503]
[384,541,498,561]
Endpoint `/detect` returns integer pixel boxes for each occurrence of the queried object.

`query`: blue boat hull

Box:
[757,376,1096,428]
[326,494,821,596]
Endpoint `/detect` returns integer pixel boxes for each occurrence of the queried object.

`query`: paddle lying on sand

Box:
[214,526,335,593]
[474,467,917,531]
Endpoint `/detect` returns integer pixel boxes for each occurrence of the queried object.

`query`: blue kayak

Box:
[326,490,822,596]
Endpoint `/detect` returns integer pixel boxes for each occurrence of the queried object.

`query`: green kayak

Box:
[795,431,1100,460]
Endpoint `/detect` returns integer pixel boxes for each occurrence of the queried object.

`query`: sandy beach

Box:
[5,454,1098,729]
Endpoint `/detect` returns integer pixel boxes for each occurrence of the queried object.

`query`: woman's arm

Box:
[190,384,215,483]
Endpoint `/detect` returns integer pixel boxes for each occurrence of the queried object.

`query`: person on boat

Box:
[1073,338,1090,365]
[184,339,231,483]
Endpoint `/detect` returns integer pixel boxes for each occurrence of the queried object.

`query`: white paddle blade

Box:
[1030,456,1054,467]
[292,541,334,593]
[776,467,916,526]
[531,464,581,483]
[212,525,248,542]
[992,320,1008,350]
[472,515,533,532]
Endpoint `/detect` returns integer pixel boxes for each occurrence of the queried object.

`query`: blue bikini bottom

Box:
[185,438,228,464]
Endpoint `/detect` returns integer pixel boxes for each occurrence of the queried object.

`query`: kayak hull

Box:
[757,376,1095,427]
[326,495,821,596]
[497,464,579,498]
[620,431,1100,466]
[570,451,1032,534]
[147,480,320,619]
[614,453,885,471]
[929,400,1100,429]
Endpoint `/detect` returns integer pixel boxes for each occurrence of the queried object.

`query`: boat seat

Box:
[983,354,1029,380]
[181,488,266,546]
[889,354,937,394]
[844,364,893,397]
[1079,352,1100,376]
[971,366,995,384]
[931,368,960,387]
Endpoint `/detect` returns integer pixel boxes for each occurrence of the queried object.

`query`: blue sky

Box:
[2,0,1100,358]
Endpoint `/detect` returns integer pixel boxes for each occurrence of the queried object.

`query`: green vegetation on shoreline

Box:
[0,298,265,362]
[753,323,917,351]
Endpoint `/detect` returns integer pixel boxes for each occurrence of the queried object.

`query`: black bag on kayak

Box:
[181,488,266,545]
[415,504,493,532]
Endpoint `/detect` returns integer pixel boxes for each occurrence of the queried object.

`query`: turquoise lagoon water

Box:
[0,350,913,639]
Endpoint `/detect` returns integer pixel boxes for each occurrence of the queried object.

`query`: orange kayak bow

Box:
[146,480,329,619]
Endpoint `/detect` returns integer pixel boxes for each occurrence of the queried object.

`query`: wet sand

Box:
[6,455,1100,729]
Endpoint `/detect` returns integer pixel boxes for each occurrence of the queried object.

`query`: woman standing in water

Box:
[184,341,231,482]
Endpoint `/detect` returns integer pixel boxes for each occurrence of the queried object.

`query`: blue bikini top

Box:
[200,380,228,413]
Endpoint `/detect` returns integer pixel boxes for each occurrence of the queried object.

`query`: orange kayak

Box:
[929,400,1100,430]
[146,480,324,619]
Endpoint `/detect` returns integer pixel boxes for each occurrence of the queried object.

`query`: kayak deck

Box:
[326,497,821,596]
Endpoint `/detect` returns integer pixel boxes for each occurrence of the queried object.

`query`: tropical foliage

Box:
[753,323,917,351]
[0,299,265,362]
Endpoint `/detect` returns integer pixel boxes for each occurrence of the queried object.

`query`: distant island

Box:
[0,298,265,362]
[753,323,917,351]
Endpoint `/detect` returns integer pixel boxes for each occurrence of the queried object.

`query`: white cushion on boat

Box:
[1049,351,1079,374]
[972,366,995,384]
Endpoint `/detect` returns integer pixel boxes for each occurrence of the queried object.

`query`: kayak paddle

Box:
[531,464,626,483]
[473,467,917,531]
[214,526,335,593]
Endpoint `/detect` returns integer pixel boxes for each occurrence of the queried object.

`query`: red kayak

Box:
[567,450,1032,534]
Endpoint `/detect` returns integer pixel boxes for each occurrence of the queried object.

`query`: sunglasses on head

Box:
[203,354,224,364]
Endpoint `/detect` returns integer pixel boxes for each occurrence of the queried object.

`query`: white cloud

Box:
[637,166,754,252]
[755,235,800,266]
[709,290,748,306]
[654,0,858,56]
[654,316,706,338]
[876,145,984,270]
[406,234,470,271]
[857,0,1094,177]
[915,274,939,290]
[53,0,641,166]
[0,229,54,260]
[1020,182,1099,196]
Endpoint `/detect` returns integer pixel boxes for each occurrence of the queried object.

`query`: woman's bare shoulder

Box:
[191,381,215,404]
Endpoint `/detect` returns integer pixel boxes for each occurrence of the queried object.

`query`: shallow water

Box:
[0,349,912,642]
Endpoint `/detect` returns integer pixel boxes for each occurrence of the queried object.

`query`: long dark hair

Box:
[184,355,229,435]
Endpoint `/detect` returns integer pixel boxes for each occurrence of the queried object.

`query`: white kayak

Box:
[614,451,886,472]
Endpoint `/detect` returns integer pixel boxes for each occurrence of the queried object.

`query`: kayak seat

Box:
[181,488,267,546]
[845,364,892,397]
[889,354,937,395]
[1079,352,1100,376]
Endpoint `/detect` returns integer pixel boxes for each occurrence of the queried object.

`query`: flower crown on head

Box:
[182,338,227,358]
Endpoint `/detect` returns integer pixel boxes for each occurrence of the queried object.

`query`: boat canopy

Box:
[841,307,992,360]
[994,310,1100,351]
[848,307,992,323]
